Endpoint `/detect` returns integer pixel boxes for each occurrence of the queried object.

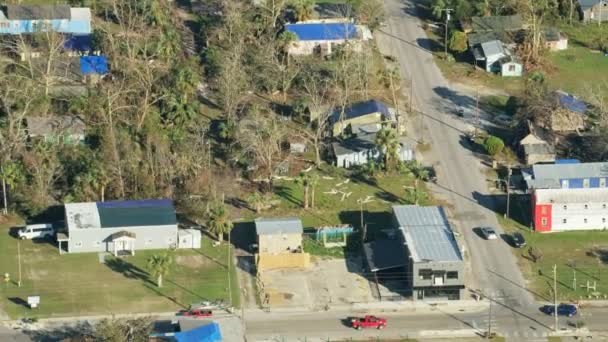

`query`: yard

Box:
[263,166,432,258]
[0,220,239,319]
[499,215,608,302]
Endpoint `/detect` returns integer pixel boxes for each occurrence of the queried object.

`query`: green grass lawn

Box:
[499,215,608,302]
[0,223,239,319]
[546,45,608,97]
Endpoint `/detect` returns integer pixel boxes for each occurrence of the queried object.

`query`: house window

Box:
[584,218,588,224]
[508,64,516,72]
[604,204,607,209]
[563,219,567,224]
[583,179,590,188]
[145,239,153,245]
[562,180,569,188]
[419,269,433,280]
[74,241,83,247]
[541,207,547,215]
[585,204,589,209]
[94,241,101,246]
[563,205,567,210]
[446,271,458,279]
[541,218,548,226]
[603,218,606,223]
[600,178,606,188]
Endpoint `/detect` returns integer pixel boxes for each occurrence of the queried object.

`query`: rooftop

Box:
[65,199,177,230]
[26,115,85,136]
[471,15,522,32]
[330,99,393,123]
[332,134,414,157]
[480,40,506,59]
[286,22,357,41]
[255,217,303,235]
[535,188,608,204]
[580,0,603,9]
[6,5,71,20]
[80,56,109,75]
[525,162,608,189]
[555,90,587,114]
[393,206,462,263]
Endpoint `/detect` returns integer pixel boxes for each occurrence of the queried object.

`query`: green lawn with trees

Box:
[0,220,239,319]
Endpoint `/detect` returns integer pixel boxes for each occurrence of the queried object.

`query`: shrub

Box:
[483,135,504,156]
[449,30,468,53]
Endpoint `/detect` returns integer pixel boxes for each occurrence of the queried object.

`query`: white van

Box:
[18,224,54,240]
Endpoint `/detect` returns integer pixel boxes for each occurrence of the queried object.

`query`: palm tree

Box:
[247,191,265,213]
[147,253,173,288]
[374,128,400,172]
[431,0,447,20]
[206,205,233,242]
[405,161,430,205]
[291,0,316,22]
[295,172,311,209]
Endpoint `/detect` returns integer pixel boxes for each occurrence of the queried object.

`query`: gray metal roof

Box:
[480,40,506,59]
[393,205,462,263]
[527,162,608,189]
[580,0,602,9]
[535,188,608,204]
[255,217,303,235]
[6,5,71,20]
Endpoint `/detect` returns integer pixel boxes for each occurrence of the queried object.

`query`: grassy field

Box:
[0,221,239,319]
[499,215,608,302]
[546,45,608,98]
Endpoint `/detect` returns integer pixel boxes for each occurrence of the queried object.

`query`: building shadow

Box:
[471,191,531,227]
[105,257,155,286]
[338,210,393,242]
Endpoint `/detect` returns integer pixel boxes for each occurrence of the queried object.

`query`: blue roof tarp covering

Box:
[64,35,92,51]
[175,322,222,342]
[557,92,587,114]
[286,23,357,41]
[555,159,580,164]
[331,99,391,123]
[79,56,109,74]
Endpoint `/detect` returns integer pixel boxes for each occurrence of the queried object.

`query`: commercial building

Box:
[532,188,608,232]
[523,161,608,190]
[60,199,180,255]
[0,5,91,35]
[364,206,464,301]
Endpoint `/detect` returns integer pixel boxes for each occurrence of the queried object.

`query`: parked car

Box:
[457,108,465,117]
[511,232,526,248]
[541,304,577,317]
[350,315,387,330]
[18,224,54,240]
[178,309,213,318]
[480,227,498,240]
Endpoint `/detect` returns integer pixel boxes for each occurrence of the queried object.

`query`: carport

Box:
[363,239,409,299]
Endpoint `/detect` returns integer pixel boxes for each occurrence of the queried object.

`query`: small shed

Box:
[544,28,568,51]
[499,56,523,77]
[520,133,556,165]
[178,229,202,249]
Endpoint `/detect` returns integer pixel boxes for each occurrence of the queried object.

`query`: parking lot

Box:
[259,256,374,309]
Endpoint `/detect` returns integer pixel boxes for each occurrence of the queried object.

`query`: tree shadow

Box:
[374,190,403,204]
[273,185,301,207]
[471,192,531,227]
[231,221,256,252]
[416,37,443,53]
[339,210,394,242]
[105,257,155,286]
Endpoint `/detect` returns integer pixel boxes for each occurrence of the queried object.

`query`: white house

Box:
[472,40,522,77]
[532,188,608,232]
[332,133,415,168]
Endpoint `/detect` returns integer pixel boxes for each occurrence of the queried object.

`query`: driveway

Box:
[375,0,541,335]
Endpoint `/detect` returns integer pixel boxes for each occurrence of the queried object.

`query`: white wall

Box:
[551,202,608,231]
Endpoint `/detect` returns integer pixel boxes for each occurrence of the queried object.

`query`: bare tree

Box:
[217,43,249,119]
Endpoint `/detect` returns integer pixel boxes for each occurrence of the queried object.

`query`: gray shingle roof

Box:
[393,206,462,263]
[471,15,522,32]
[255,217,303,235]
[6,5,71,20]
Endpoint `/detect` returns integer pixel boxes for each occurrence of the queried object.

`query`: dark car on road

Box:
[541,304,577,317]
[479,227,498,240]
[511,232,526,248]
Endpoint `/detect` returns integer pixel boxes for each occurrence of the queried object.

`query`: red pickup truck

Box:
[350,315,387,330]
[179,309,213,318]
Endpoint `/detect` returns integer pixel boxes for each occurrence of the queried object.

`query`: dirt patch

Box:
[28,269,49,280]
[176,255,212,269]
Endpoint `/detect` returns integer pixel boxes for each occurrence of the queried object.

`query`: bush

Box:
[449,30,468,53]
[483,135,504,156]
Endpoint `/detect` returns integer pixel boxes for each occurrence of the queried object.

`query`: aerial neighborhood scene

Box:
[2,0,608,341]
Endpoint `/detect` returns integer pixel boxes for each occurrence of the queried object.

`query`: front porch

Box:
[111,231,136,256]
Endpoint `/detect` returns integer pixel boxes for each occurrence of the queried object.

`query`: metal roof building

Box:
[524,162,608,190]
[62,199,179,255]
[393,205,462,263]
[255,217,303,235]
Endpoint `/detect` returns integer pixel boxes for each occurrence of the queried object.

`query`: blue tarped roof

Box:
[557,92,587,114]
[555,159,580,164]
[330,99,392,123]
[79,56,108,74]
[286,23,357,41]
[175,322,222,342]
[97,199,173,209]
[64,35,93,51]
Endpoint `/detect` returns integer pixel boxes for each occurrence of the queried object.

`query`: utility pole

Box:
[227,230,232,308]
[504,166,512,219]
[1,165,7,215]
[17,239,22,287]
[553,264,558,332]
[442,9,453,58]
[487,295,492,339]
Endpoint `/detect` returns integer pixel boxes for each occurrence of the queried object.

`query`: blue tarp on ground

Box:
[64,34,93,51]
[79,56,108,74]
[175,322,222,342]
[557,92,587,114]
[286,23,357,41]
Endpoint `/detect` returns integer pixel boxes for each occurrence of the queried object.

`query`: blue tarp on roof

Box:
[557,92,587,114]
[286,23,357,41]
[96,199,173,209]
[555,159,580,164]
[330,99,391,123]
[175,322,222,342]
[64,35,93,51]
[79,56,108,75]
